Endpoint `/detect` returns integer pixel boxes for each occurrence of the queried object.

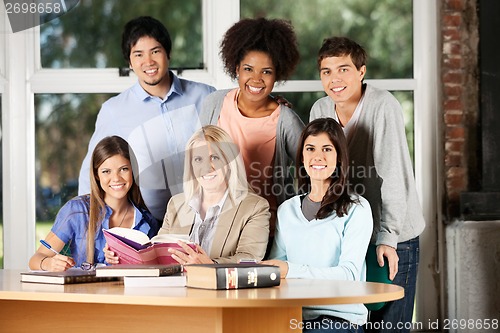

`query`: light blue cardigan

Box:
[271,194,373,325]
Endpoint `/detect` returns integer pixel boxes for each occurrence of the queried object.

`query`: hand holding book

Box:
[104,243,119,265]
[103,227,197,265]
[168,241,214,265]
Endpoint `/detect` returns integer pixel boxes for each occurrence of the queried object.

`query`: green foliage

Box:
[241,0,413,80]
[41,0,203,69]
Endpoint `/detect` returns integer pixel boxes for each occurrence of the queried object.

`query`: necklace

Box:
[117,205,130,228]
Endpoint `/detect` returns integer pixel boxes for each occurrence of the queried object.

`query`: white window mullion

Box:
[200,0,240,89]
[413,0,441,325]
[3,27,36,269]
[0,6,6,79]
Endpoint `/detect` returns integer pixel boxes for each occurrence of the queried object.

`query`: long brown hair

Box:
[296,118,357,218]
[86,136,145,263]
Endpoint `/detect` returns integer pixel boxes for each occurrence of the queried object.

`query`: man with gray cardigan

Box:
[310,36,425,333]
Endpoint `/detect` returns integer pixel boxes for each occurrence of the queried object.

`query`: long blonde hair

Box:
[183,125,249,204]
[87,136,145,263]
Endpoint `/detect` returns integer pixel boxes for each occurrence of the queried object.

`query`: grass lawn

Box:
[0,221,54,268]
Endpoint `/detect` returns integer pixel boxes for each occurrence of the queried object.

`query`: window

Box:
[35,93,114,243]
[240,0,414,158]
[1,4,5,268]
[41,0,203,70]
[241,0,413,80]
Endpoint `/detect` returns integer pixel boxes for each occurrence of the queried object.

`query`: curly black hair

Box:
[220,17,300,82]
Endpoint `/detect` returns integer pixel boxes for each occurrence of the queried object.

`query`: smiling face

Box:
[97,154,133,204]
[236,50,276,103]
[302,132,338,185]
[129,36,170,96]
[319,54,365,106]
[191,141,228,195]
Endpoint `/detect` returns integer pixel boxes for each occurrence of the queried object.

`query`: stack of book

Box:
[95,263,185,287]
[20,268,118,285]
[20,263,281,290]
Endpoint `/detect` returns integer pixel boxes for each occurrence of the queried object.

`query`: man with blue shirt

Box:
[78,16,216,220]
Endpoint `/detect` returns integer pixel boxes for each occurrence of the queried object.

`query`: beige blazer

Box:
[159,191,270,263]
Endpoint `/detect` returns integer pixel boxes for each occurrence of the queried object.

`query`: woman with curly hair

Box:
[200,18,304,246]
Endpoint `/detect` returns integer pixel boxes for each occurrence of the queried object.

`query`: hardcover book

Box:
[103,227,196,265]
[95,263,182,277]
[185,263,281,290]
[20,268,118,285]
[123,273,187,288]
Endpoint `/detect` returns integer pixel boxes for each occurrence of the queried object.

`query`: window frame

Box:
[1,0,441,324]
[0,4,6,88]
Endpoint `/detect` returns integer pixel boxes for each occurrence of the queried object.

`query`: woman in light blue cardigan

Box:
[265,118,373,332]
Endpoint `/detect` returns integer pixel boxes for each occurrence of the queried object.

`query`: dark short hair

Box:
[317,36,367,71]
[121,16,172,64]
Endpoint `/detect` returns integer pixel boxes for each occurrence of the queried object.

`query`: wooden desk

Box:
[0,269,403,333]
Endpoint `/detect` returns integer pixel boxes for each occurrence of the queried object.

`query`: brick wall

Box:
[441,0,479,219]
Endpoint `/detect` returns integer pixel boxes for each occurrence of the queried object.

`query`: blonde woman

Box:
[29,136,159,271]
[159,125,270,264]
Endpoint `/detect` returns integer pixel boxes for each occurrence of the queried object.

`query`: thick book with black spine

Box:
[95,263,182,277]
[103,227,196,265]
[185,263,280,290]
[20,268,118,285]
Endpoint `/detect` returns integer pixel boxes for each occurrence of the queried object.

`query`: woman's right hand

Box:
[103,243,120,265]
[42,254,75,272]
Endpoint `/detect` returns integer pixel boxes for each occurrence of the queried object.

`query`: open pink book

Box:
[104,227,197,265]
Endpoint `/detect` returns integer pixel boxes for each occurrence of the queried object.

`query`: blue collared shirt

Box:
[78,72,216,220]
[51,195,159,267]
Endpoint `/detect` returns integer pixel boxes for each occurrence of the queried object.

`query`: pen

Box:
[40,240,60,255]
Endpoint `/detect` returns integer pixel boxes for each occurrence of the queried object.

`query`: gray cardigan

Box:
[200,89,305,205]
[310,84,425,248]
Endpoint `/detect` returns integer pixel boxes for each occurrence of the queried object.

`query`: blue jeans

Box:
[365,237,420,333]
[304,315,364,333]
